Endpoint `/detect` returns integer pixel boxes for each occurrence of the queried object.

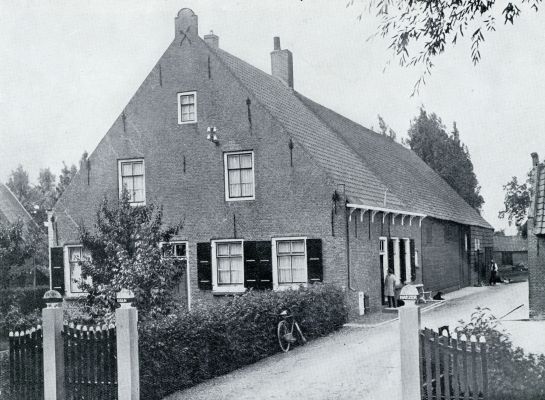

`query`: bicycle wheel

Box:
[294,321,307,344]
[277,320,291,352]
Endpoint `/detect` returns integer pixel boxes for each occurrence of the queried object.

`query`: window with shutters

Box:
[65,245,91,296]
[224,151,255,201]
[177,91,197,124]
[118,159,145,205]
[272,238,307,288]
[211,240,245,292]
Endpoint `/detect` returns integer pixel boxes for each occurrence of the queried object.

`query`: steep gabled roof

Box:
[211,44,492,229]
[493,235,527,252]
[0,183,34,226]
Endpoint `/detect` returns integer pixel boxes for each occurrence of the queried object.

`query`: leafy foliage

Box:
[407,108,484,210]
[351,0,542,93]
[77,190,184,322]
[139,284,347,400]
[456,307,545,399]
[498,171,531,234]
[377,114,397,140]
[0,286,47,336]
[0,221,29,289]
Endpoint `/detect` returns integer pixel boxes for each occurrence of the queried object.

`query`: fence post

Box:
[399,285,422,400]
[42,290,65,400]
[116,289,139,400]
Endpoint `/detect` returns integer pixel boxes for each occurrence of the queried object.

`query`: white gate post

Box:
[42,290,65,400]
[399,285,422,400]
[116,289,139,400]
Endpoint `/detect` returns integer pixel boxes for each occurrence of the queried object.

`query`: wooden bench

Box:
[414,284,432,303]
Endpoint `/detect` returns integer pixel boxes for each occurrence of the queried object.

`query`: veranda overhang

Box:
[346,203,427,226]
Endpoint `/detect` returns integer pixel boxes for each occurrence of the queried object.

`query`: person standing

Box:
[384,268,397,308]
[489,259,498,285]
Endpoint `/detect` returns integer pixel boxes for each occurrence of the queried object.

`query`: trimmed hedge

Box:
[139,283,347,399]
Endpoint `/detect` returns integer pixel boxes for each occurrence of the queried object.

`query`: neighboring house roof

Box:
[0,183,34,226]
[493,235,528,252]
[533,163,545,235]
[210,45,492,229]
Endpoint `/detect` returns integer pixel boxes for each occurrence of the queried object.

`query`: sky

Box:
[1,0,545,233]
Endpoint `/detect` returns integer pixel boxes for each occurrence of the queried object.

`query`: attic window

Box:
[178,91,197,124]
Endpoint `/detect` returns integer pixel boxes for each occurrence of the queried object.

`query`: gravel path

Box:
[165,282,530,400]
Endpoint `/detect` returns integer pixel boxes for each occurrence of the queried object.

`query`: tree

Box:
[56,161,78,199]
[352,0,540,93]
[377,114,397,140]
[407,108,484,210]
[77,190,184,321]
[6,165,33,211]
[0,220,29,289]
[498,171,531,237]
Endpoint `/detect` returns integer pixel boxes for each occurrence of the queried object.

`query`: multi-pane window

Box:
[178,92,197,123]
[161,242,187,259]
[276,239,306,284]
[216,241,243,285]
[225,152,255,200]
[119,159,145,204]
[68,246,90,294]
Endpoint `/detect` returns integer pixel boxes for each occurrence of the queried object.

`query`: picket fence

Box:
[9,326,44,400]
[420,328,488,400]
[7,322,118,400]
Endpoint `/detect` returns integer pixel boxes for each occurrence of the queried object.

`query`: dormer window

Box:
[178,91,197,124]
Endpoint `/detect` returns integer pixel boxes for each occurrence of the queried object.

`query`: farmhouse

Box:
[493,235,527,269]
[47,9,493,314]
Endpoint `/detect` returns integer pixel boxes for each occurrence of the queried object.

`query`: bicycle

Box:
[276,309,307,352]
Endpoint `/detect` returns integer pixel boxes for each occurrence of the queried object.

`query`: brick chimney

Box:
[270,37,293,88]
[175,8,198,37]
[204,31,219,49]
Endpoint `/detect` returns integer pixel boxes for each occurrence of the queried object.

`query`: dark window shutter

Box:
[387,239,395,274]
[256,241,273,289]
[399,240,406,283]
[307,239,323,283]
[410,239,416,282]
[50,247,65,295]
[244,241,258,290]
[197,242,212,290]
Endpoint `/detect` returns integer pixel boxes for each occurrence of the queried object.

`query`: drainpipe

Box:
[345,200,356,291]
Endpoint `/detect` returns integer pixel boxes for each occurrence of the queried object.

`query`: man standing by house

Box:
[384,269,397,308]
[489,259,499,285]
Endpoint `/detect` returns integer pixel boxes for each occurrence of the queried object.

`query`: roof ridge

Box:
[0,182,38,228]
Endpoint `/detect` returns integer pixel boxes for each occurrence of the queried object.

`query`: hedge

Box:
[0,286,48,336]
[139,283,347,399]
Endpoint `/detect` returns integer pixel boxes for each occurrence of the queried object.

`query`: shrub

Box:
[139,284,347,399]
[456,307,545,400]
[0,286,47,336]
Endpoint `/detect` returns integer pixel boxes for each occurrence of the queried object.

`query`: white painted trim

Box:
[392,237,401,285]
[224,151,256,202]
[64,245,88,298]
[118,158,146,205]
[379,236,388,286]
[177,91,197,124]
[404,238,411,284]
[346,203,426,218]
[211,239,246,292]
[271,236,308,290]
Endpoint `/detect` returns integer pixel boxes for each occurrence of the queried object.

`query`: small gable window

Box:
[224,151,255,201]
[178,91,197,124]
[118,159,145,204]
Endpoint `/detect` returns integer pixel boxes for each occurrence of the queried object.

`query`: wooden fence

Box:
[63,323,118,400]
[8,326,44,400]
[420,328,488,400]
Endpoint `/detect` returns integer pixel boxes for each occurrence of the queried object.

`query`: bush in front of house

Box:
[456,307,545,400]
[139,283,347,399]
[0,286,48,336]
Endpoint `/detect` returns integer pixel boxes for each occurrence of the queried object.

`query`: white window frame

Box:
[211,239,246,293]
[224,151,256,201]
[403,238,411,284]
[118,158,146,205]
[415,249,420,267]
[379,236,388,284]
[177,91,197,124]
[160,240,191,310]
[64,245,90,298]
[392,237,401,285]
[272,237,308,290]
